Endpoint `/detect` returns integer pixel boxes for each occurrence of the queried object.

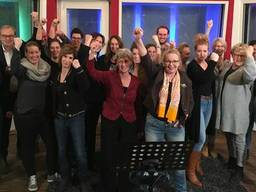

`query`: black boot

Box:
[80,178,94,192]
[0,157,8,175]
[57,177,71,192]
[226,157,236,169]
[230,165,243,183]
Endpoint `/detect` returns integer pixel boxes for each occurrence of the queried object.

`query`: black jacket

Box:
[51,67,90,117]
[0,44,20,112]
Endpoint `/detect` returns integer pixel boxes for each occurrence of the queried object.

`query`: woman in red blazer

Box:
[87,43,140,192]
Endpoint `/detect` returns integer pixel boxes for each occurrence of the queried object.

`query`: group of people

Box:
[0,12,256,192]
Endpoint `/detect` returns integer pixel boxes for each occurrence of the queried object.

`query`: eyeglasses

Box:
[1,34,15,39]
[233,53,245,58]
[164,60,180,65]
[72,37,81,40]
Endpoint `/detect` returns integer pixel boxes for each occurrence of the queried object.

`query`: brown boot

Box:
[186,151,203,188]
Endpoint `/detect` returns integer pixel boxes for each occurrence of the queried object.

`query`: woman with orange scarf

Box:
[134,28,194,192]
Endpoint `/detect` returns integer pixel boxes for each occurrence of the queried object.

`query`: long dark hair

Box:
[104,35,124,64]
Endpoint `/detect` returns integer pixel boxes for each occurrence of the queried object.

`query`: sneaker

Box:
[28,175,38,191]
[47,172,60,183]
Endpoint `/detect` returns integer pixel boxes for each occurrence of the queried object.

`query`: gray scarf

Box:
[21,58,51,82]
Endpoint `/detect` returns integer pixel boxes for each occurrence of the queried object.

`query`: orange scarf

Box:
[157,72,180,123]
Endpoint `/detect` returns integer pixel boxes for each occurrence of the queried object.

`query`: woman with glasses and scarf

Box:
[134,27,194,192]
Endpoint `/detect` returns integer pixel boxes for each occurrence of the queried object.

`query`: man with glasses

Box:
[70,28,88,66]
[0,25,21,174]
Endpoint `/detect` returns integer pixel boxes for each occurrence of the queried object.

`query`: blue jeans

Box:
[193,98,213,152]
[54,113,87,179]
[145,113,187,192]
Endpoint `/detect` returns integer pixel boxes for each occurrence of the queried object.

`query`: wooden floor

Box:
[0,131,255,192]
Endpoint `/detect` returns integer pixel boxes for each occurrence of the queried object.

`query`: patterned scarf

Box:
[157,71,180,123]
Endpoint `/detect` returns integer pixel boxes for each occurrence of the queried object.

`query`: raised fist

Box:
[52,18,60,26]
[41,18,47,25]
[133,27,143,40]
[246,45,254,58]
[84,34,93,46]
[210,52,219,62]
[31,12,39,22]
[72,59,80,69]
[14,37,22,50]
[207,19,213,29]
[152,35,160,45]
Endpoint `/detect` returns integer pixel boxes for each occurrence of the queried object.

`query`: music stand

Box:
[115,141,193,192]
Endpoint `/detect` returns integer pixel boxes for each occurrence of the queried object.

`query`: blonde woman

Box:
[216,44,256,182]
[134,27,194,192]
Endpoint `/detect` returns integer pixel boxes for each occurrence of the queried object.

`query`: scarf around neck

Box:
[157,71,181,123]
[21,58,51,82]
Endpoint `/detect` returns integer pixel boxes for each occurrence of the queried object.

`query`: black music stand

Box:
[116,141,193,192]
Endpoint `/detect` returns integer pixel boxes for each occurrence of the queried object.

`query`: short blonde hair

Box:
[161,48,181,66]
[113,48,133,63]
[231,43,248,55]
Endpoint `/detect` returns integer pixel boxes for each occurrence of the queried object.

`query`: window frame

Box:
[233,0,256,44]
[119,0,229,40]
[58,0,109,40]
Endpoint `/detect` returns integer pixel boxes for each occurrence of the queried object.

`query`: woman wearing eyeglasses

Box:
[186,34,219,188]
[215,44,256,182]
[134,28,194,192]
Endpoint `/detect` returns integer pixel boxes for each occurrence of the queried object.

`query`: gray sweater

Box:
[216,57,256,134]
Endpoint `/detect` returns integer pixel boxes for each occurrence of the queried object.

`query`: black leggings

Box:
[14,112,57,176]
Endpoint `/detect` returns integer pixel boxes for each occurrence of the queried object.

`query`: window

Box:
[244,4,256,42]
[59,1,109,41]
[67,9,101,37]
[122,2,224,50]
[0,0,32,41]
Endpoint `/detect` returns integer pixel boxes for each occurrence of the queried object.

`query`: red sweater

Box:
[87,59,140,123]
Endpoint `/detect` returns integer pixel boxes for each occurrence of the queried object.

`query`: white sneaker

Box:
[47,172,60,183]
[28,175,38,191]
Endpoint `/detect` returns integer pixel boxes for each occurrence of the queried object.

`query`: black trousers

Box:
[14,112,57,176]
[85,102,102,170]
[101,116,137,192]
[0,109,12,162]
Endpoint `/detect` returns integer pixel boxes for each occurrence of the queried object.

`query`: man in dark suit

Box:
[0,25,21,174]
